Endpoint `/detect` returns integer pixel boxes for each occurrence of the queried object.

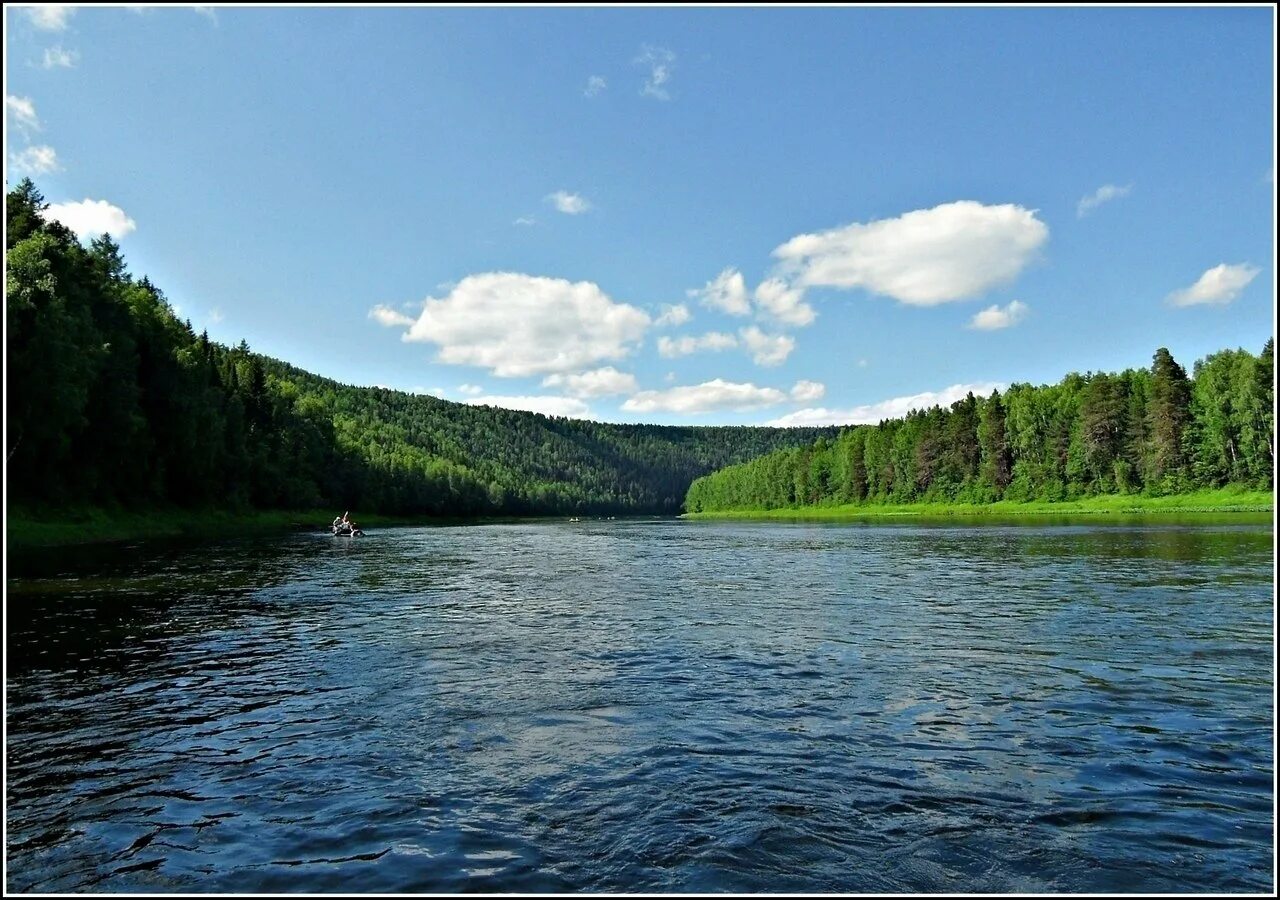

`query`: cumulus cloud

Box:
[369,304,416,328]
[968,299,1029,331]
[739,326,795,367]
[657,331,737,358]
[541,366,638,398]
[689,267,750,316]
[9,145,59,175]
[1077,183,1132,218]
[466,394,592,419]
[767,382,1006,427]
[790,380,825,403]
[26,5,73,31]
[653,303,691,327]
[772,201,1048,306]
[635,45,675,100]
[387,272,649,377]
[1166,263,1261,307]
[584,75,607,97]
[45,199,137,239]
[753,277,816,326]
[42,46,78,69]
[622,379,787,415]
[5,95,40,133]
[546,190,592,215]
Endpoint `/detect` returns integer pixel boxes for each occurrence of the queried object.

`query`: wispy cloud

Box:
[739,326,795,367]
[42,46,78,69]
[657,331,737,358]
[5,95,41,134]
[653,303,691,327]
[513,215,537,226]
[688,267,749,316]
[25,5,74,31]
[9,144,60,175]
[623,379,787,415]
[546,190,592,215]
[1076,183,1132,218]
[968,299,1029,331]
[1166,263,1260,307]
[635,45,675,100]
[768,382,1006,427]
[192,6,218,25]
[583,75,607,98]
[790,380,825,403]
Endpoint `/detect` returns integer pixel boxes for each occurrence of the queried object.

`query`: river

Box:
[5,518,1274,892]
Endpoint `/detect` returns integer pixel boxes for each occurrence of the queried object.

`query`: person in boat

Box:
[332,514,343,532]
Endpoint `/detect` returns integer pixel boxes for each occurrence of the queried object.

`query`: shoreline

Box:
[681,488,1275,522]
[4,507,571,553]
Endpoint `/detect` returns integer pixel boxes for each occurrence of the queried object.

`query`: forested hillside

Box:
[686,342,1274,513]
[5,180,835,518]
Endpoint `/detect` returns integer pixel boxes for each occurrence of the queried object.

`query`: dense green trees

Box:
[5,180,834,518]
[686,345,1274,513]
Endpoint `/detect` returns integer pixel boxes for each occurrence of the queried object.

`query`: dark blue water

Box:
[5,520,1274,892]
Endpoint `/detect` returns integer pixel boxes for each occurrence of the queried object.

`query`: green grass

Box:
[682,487,1275,521]
[4,506,483,553]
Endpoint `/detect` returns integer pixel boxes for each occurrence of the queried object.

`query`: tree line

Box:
[5,180,836,518]
[685,343,1273,513]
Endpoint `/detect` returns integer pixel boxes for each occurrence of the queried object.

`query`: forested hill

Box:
[6,180,835,518]
[686,342,1274,514]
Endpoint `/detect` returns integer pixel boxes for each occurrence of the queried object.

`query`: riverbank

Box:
[682,488,1275,521]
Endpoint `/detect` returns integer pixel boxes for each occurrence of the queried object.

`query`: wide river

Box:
[6,519,1274,892]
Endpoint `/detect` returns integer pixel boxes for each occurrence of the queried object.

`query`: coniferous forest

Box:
[686,341,1274,513]
[5,180,837,519]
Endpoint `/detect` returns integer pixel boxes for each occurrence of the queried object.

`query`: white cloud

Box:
[584,75,607,98]
[546,190,592,215]
[767,382,1006,427]
[753,277,816,327]
[466,394,592,419]
[635,45,675,100]
[5,95,40,133]
[654,303,691,327]
[739,326,795,367]
[657,331,737,358]
[42,46,77,69]
[622,379,787,415]
[392,272,650,377]
[26,5,73,31]
[1166,263,1261,307]
[458,383,484,396]
[513,215,537,226]
[1076,183,1132,218]
[689,267,749,316]
[773,200,1048,306]
[369,304,415,327]
[790,380,825,403]
[9,145,59,175]
[44,199,137,239]
[968,299,1029,331]
[541,366,638,398]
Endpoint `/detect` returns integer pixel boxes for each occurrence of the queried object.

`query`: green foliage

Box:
[5,181,833,518]
[687,345,1275,513]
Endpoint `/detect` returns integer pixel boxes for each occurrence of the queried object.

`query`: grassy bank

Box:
[682,487,1275,521]
[4,507,488,553]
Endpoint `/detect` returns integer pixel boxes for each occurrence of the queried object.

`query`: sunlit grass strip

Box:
[682,488,1274,520]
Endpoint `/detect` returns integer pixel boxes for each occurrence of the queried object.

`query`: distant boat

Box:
[332,524,365,537]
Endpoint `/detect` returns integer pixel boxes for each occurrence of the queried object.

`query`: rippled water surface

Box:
[6,519,1275,892]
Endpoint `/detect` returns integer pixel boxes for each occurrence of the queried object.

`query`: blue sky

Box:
[5,4,1275,425]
